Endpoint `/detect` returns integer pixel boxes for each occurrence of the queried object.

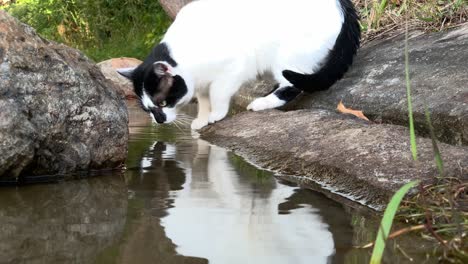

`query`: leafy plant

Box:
[3,0,172,61]
[370,0,388,28]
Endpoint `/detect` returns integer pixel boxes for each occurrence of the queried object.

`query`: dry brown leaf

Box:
[337,101,370,121]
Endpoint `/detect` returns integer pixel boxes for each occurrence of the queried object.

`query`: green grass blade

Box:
[370,181,419,264]
[372,0,388,28]
[405,23,418,161]
[424,106,444,177]
[378,0,388,13]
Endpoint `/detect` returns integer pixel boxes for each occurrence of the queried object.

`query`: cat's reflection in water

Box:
[150,139,338,264]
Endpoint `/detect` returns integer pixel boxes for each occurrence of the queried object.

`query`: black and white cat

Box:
[118,0,360,130]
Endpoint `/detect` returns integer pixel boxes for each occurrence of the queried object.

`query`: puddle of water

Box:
[0,102,436,264]
[121,104,355,264]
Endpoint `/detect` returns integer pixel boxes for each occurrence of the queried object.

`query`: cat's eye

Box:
[159,101,167,107]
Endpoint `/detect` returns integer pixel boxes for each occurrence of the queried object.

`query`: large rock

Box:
[97,58,141,99]
[0,11,128,181]
[201,110,468,209]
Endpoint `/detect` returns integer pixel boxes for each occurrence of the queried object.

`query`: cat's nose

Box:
[150,107,167,124]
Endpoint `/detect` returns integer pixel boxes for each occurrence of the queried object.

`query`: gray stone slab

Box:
[201,110,467,209]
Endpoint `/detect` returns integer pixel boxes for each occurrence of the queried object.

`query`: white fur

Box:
[162,107,177,123]
[163,0,344,129]
[191,92,211,130]
[141,90,155,109]
[247,94,286,111]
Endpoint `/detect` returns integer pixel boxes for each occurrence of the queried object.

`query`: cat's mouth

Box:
[150,107,167,124]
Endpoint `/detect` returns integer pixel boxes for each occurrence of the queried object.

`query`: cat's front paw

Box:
[247,96,283,111]
[208,111,227,124]
[191,118,209,130]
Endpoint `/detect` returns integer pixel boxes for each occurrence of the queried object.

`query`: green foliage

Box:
[4,0,171,61]
[370,0,388,28]
[370,181,419,264]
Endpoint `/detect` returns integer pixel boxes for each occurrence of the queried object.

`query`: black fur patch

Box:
[130,43,187,108]
[274,86,302,102]
[282,0,361,92]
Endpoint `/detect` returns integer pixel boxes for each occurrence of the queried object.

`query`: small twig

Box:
[440,17,447,31]
[358,225,426,249]
[420,184,450,248]
[454,185,466,200]
[397,243,414,262]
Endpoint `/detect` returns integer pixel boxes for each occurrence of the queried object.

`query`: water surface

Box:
[0,103,431,264]
[121,105,355,263]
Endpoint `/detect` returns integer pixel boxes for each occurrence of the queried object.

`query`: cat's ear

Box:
[153,61,175,77]
[116,67,136,80]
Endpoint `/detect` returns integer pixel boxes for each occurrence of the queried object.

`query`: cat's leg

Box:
[191,92,211,130]
[247,72,302,111]
[208,77,242,124]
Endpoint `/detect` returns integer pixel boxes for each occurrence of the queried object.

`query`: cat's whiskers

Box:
[176,120,189,127]
[179,118,192,125]
[172,120,184,132]
[178,113,193,120]
[176,113,194,126]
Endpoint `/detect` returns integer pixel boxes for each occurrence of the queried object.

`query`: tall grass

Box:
[424,106,444,177]
[369,4,465,262]
[404,22,418,162]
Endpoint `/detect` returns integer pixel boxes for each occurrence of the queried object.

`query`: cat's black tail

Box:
[283,0,361,92]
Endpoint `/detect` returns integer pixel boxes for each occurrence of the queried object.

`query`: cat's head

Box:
[118,61,193,124]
